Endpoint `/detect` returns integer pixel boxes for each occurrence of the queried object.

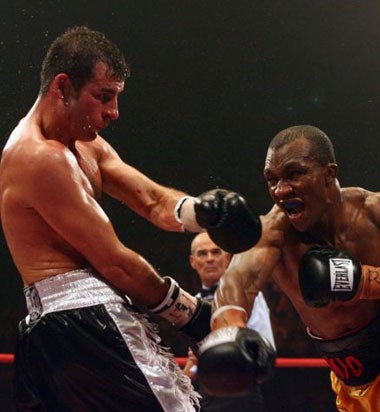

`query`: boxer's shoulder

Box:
[341,186,377,206]
[341,187,380,225]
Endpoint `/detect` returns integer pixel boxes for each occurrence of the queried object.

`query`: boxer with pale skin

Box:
[0,26,262,412]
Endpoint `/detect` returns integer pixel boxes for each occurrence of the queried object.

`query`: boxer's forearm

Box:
[214,245,279,316]
[210,305,248,330]
[213,272,254,320]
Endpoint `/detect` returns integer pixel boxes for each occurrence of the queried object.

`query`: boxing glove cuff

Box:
[174,196,203,232]
[198,326,240,354]
[150,276,198,328]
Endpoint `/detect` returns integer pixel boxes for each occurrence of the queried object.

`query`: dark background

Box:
[1,1,380,410]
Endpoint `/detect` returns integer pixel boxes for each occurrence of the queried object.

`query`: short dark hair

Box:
[268,125,336,165]
[39,26,130,95]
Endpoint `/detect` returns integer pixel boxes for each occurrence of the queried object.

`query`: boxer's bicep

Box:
[360,265,380,299]
[358,193,380,299]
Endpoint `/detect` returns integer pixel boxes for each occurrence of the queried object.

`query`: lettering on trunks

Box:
[311,315,380,386]
[324,356,363,381]
[329,258,354,291]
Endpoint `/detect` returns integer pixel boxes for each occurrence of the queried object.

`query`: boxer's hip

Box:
[18,267,199,412]
[23,267,129,322]
[308,315,380,386]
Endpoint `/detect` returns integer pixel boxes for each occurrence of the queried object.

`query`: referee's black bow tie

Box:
[200,284,218,297]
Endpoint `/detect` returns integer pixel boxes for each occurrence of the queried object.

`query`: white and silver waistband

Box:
[24,268,130,320]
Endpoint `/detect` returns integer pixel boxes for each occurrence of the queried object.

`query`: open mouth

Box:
[281,200,305,216]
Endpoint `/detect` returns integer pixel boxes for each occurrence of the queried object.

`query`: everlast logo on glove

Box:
[298,246,362,307]
[329,258,355,292]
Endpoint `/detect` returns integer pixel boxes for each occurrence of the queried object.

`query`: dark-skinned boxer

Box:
[197,125,380,412]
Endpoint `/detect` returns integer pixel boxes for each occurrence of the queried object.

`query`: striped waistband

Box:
[24,268,130,320]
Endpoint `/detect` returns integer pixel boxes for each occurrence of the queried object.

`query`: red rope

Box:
[0,353,328,368]
[275,358,328,368]
[0,354,14,364]
[173,357,328,368]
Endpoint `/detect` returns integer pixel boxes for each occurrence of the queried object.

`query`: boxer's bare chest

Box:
[272,202,380,333]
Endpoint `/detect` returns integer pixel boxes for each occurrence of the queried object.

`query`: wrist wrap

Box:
[150,276,198,328]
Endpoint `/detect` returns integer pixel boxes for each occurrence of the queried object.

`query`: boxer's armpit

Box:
[360,265,380,299]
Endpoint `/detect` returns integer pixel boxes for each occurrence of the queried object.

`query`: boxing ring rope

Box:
[175,357,328,368]
[0,353,328,368]
[0,354,14,364]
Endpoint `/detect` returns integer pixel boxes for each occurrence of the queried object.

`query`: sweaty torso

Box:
[271,189,380,338]
[0,117,103,285]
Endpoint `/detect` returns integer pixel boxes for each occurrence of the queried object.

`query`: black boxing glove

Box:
[181,299,211,343]
[195,190,262,254]
[298,247,362,308]
[197,326,276,396]
[150,277,211,342]
[175,189,262,254]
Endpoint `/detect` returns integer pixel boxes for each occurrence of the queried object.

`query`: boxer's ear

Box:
[50,73,72,105]
[325,163,338,184]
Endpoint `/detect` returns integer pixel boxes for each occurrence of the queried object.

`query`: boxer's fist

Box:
[174,189,262,253]
[197,327,276,396]
[298,247,362,308]
[193,189,230,227]
[195,189,262,254]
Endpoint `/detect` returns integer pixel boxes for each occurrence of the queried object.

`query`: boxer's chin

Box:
[79,127,98,141]
[288,211,309,232]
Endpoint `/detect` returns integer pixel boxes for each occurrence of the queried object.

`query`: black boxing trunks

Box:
[14,268,200,412]
[308,315,380,386]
